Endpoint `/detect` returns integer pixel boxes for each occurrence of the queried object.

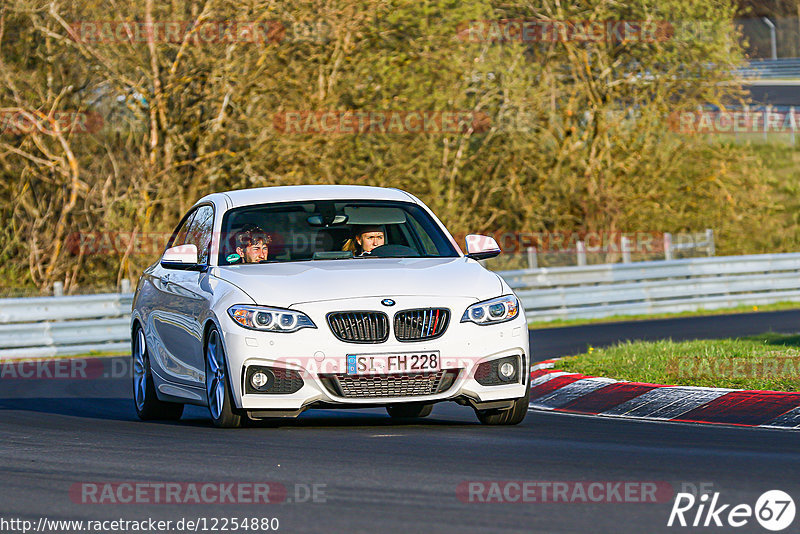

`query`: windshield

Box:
[218,200,459,265]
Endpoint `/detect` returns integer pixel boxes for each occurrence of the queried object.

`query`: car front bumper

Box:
[219,296,530,412]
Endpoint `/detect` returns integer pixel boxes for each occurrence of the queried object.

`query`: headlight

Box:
[227,305,316,333]
[461,295,519,325]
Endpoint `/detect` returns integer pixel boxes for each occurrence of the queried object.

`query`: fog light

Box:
[252,371,268,388]
[498,361,516,381]
[250,368,274,391]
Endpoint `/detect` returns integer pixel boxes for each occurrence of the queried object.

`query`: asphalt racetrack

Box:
[531,308,800,359]
[1,310,799,534]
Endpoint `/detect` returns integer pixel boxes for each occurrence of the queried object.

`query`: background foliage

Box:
[0,0,795,294]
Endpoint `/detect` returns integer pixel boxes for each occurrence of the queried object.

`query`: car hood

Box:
[212,257,503,307]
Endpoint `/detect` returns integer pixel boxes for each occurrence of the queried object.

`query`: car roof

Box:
[198,185,418,209]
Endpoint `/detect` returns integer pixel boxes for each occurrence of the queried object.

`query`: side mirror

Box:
[465,234,501,260]
[161,244,202,270]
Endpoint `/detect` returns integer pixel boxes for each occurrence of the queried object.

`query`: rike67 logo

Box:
[668,490,795,531]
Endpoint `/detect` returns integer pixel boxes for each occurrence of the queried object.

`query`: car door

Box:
[157,204,216,389]
[147,206,204,390]
[145,208,195,384]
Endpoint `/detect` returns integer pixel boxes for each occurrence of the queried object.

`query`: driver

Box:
[228,224,271,263]
[342,225,385,256]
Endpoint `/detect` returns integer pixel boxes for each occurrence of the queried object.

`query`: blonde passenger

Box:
[343,225,385,256]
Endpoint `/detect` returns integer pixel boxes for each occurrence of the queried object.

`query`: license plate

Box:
[346,351,441,376]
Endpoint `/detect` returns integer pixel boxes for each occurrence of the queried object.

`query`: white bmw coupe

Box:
[131,185,530,427]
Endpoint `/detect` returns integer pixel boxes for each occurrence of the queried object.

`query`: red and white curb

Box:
[528,360,800,429]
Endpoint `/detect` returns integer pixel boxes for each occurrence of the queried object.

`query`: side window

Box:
[168,210,197,250]
[184,205,214,264]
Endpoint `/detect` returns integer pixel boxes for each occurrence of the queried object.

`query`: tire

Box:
[386,403,433,419]
[132,326,184,421]
[474,380,530,426]
[205,328,243,428]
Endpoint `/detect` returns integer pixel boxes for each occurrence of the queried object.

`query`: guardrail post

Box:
[53,281,64,297]
[576,241,587,266]
[120,279,132,293]
[621,236,631,263]
[705,229,715,256]
[761,17,777,60]
[526,247,538,270]
[664,232,673,261]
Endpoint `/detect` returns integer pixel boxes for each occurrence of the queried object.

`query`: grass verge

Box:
[528,301,800,330]
[557,333,800,392]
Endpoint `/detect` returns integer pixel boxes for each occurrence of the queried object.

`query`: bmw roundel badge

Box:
[381,299,395,307]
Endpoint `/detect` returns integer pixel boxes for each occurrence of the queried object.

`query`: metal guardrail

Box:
[0,294,133,359]
[1,253,799,358]
[0,293,133,323]
[505,253,800,322]
[734,58,800,79]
